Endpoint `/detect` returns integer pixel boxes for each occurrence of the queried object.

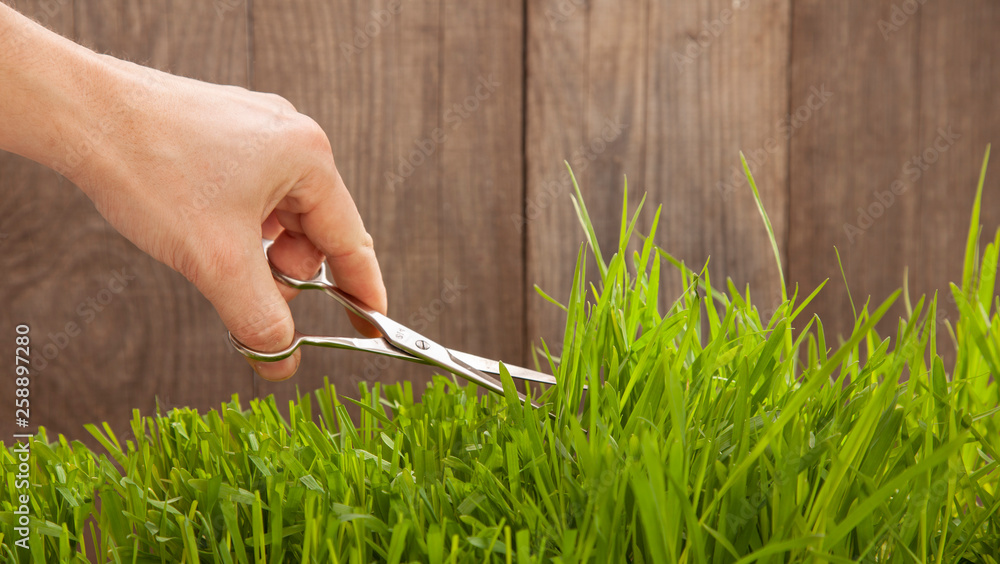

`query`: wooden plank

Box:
[646,0,791,318]
[911,2,1000,331]
[526,0,648,358]
[253,0,526,405]
[438,2,524,366]
[788,2,922,340]
[527,0,791,355]
[0,0,253,445]
[524,0,589,355]
[170,0,250,85]
[73,0,169,64]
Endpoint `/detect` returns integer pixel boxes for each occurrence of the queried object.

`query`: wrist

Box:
[0,6,133,195]
[42,52,121,186]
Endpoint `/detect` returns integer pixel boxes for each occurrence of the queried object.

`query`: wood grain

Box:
[786,1,1000,344]
[788,1,920,342]
[525,0,651,358]
[526,0,791,355]
[524,0,589,356]
[0,0,254,446]
[645,0,790,314]
[912,1,1000,332]
[3,0,999,442]
[252,0,526,406]
[438,2,524,365]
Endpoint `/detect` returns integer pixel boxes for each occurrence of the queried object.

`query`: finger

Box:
[292,166,387,337]
[274,209,303,233]
[195,231,300,381]
[268,229,324,302]
[262,210,284,240]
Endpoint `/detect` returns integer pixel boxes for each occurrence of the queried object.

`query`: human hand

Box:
[0,4,386,381]
[68,59,386,381]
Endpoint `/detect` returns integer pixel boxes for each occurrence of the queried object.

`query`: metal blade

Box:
[449,350,558,385]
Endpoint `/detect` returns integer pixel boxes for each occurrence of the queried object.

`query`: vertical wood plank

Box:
[0,0,253,444]
[525,0,649,356]
[645,0,791,315]
[527,0,791,354]
[524,0,588,354]
[789,2,923,340]
[438,2,524,365]
[912,2,1000,329]
[525,0,648,352]
[253,0,526,405]
[170,0,250,86]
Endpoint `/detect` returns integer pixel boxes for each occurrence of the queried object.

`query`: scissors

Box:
[229,239,557,406]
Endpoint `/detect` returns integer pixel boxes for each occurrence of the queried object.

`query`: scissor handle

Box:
[259,239,393,338]
[230,329,303,361]
[230,330,422,364]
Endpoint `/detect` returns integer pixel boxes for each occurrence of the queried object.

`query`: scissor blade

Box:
[449,350,558,385]
[331,337,556,386]
[315,337,429,363]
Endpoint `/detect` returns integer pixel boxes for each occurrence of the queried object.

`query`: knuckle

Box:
[324,230,375,261]
[265,92,297,113]
[172,239,244,299]
[168,240,210,288]
[360,231,375,250]
[195,240,244,285]
[295,115,333,155]
[233,305,293,351]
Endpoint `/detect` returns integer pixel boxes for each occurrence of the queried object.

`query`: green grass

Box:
[3,151,999,562]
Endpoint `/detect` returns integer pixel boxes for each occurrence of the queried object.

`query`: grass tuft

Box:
[2,153,999,562]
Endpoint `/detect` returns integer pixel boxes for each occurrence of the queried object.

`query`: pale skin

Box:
[0,4,388,381]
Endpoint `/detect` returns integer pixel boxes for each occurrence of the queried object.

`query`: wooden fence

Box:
[2,0,998,443]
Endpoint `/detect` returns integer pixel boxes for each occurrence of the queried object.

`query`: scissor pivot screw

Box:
[415,339,430,350]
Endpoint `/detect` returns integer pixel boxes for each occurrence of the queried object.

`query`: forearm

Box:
[0,4,112,177]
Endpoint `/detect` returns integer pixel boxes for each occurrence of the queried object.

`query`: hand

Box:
[84,59,387,381]
[0,4,386,381]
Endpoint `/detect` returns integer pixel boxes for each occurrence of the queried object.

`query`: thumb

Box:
[194,235,299,381]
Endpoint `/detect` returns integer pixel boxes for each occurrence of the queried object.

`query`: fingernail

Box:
[250,355,298,381]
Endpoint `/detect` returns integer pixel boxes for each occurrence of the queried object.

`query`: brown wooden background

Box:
[2,0,998,445]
